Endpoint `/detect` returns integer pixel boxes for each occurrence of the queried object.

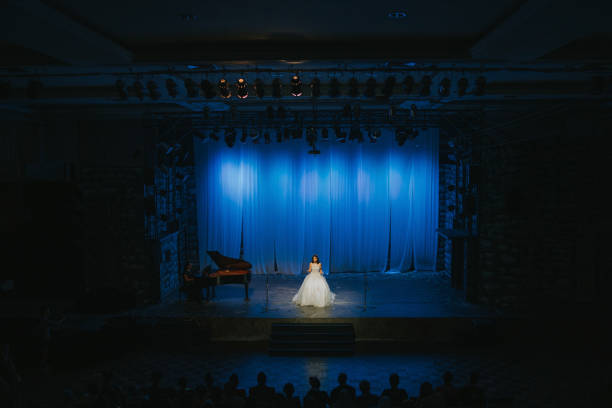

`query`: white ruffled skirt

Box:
[292,272,335,307]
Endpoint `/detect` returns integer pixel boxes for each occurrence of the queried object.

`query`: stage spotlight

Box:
[310,77,321,97]
[254,78,265,98]
[210,129,219,141]
[306,127,317,145]
[290,75,303,96]
[410,103,417,118]
[272,78,282,98]
[475,76,486,96]
[383,76,396,98]
[329,78,341,98]
[369,128,381,143]
[250,128,260,143]
[201,79,216,98]
[147,80,161,101]
[240,128,248,144]
[439,78,450,97]
[133,80,144,100]
[342,104,352,118]
[321,128,329,141]
[184,78,198,97]
[335,127,346,143]
[403,76,414,94]
[349,125,363,142]
[419,75,432,96]
[224,128,236,147]
[115,79,127,100]
[166,79,178,98]
[348,78,359,97]
[407,128,419,140]
[395,127,408,146]
[218,79,231,98]
[364,77,376,98]
[236,78,248,99]
[458,78,468,96]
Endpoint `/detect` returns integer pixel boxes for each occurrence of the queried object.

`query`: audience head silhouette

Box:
[257,371,266,385]
[337,373,347,385]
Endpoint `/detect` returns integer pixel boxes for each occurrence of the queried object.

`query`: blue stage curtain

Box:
[195,129,438,273]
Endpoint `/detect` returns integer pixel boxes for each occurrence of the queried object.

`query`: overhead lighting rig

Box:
[290,75,303,96]
[218,79,231,98]
[236,78,248,99]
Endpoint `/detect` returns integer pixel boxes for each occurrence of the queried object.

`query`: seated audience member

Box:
[248,371,276,408]
[205,372,223,404]
[224,373,247,407]
[356,380,379,408]
[304,376,329,408]
[377,395,392,408]
[417,382,445,408]
[381,373,408,407]
[278,382,301,408]
[330,373,356,407]
[460,371,485,407]
[436,371,458,406]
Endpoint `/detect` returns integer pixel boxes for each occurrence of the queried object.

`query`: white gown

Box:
[292,263,335,307]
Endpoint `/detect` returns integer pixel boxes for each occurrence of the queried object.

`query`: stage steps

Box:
[269,323,355,355]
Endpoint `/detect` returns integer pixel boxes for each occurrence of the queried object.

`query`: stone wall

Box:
[159,231,180,301]
[477,110,610,312]
[437,163,456,271]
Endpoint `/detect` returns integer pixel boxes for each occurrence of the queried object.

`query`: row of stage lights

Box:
[116,74,486,100]
[198,124,420,151]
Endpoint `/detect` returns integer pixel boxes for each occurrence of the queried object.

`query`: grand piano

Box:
[205,250,252,301]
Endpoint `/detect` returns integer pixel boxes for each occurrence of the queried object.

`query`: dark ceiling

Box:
[3,0,611,66]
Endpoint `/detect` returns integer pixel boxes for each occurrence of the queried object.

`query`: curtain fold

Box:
[194,130,438,273]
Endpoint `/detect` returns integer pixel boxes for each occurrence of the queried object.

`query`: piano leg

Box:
[244,275,249,301]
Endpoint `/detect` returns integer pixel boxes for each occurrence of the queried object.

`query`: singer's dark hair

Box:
[311,255,321,264]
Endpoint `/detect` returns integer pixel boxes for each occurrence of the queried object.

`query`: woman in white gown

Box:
[292,255,335,307]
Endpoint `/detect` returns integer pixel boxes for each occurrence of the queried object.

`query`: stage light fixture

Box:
[224,128,236,147]
[348,78,359,97]
[321,128,329,141]
[310,77,321,97]
[133,80,144,100]
[250,128,260,143]
[410,104,417,118]
[383,76,396,98]
[475,76,486,96]
[403,76,414,94]
[254,78,265,98]
[457,78,468,96]
[369,129,381,143]
[147,80,161,101]
[419,75,432,96]
[272,78,282,98]
[329,78,340,98]
[335,127,346,143]
[438,78,450,96]
[218,79,231,98]
[236,78,248,99]
[364,77,377,98]
[184,78,198,97]
[240,128,248,144]
[166,78,178,98]
[201,79,216,98]
[115,79,127,100]
[290,75,303,96]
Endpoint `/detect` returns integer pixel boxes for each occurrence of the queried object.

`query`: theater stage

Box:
[65,272,505,343]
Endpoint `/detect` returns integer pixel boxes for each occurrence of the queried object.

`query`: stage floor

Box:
[137,272,496,319]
